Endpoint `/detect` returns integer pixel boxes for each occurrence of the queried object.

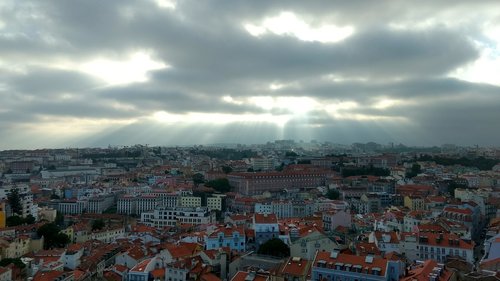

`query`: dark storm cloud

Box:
[0,0,499,148]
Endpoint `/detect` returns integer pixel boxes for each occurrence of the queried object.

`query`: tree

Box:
[221,165,233,174]
[50,193,60,200]
[7,187,22,216]
[37,223,66,249]
[55,212,64,226]
[205,178,233,193]
[192,173,205,186]
[448,181,468,196]
[0,258,26,269]
[405,163,422,178]
[257,238,290,258]
[24,214,36,224]
[92,219,105,231]
[55,233,70,247]
[6,216,24,227]
[326,189,340,200]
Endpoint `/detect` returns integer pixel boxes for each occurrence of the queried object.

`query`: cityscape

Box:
[1,1,500,281]
[0,141,499,281]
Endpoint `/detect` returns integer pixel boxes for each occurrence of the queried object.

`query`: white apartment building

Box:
[0,185,35,218]
[401,232,474,264]
[254,200,316,218]
[87,194,114,214]
[53,200,87,215]
[141,207,216,228]
[117,195,162,215]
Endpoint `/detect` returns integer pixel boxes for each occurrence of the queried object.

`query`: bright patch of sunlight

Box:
[244,11,354,43]
[80,51,167,85]
[153,0,176,9]
[152,111,290,127]
[249,96,318,115]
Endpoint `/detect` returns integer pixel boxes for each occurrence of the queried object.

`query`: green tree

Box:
[257,238,290,258]
[24,214,36,224]
[6,216,24,227]
[205,178,232,193]
[7,187,22,216]
[37,223,68,249]
[192,173,205,186]
[92,219,105,231]
[54,212,64,226]
[0,258,26,269]
[405,163,422,178]
[221,165,233,174]
[326,189,340,200]
[50,193,60,200]
[448,181,468,197]
[55,233,70,247]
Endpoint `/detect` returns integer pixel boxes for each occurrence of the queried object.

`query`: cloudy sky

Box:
[1,0,499,149]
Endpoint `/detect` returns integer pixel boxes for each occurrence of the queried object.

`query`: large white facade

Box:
[141,207,216,228]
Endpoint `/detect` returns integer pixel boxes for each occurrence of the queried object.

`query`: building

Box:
[207,196,223,211]
[404,196,425,211]
[276,257,311,281]
[206,225,246,252]
[228,166,335,196]
[50,199,87,215]
[368,231,400,254]
[117,194,162,215]
[0,236,31,259]
[290,230,340,261]
[322,210,352,232]
[253,213,279,245]
[141,207,216,228]
[251,157,275,171]
[0,202,5,228]
[128,257,158,281]
[400,260,454,281]
[400,232,474,264]
[180,196,202,208]
[312,251,405,281]
[87,194,115,214]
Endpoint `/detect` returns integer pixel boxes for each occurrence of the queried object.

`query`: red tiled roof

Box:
[443,207,472,215]
[208,225,245,238]
[400,260,453,281]
[103,271,122,281]
[314,251,388,276]
[151,268,165,278]
[356,242,381,256]
[131,258,153,272]
[281,257,309,276]
[418,232,473,250]
[254,213,278,224]
[231,271,269,281]
[113,264,128,273]
[201,273,222,281]
[33,270,72,281]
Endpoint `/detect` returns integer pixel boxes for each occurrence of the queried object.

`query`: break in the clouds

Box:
[1,0,499,149]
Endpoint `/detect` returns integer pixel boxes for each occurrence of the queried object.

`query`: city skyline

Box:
[1,1,500,150]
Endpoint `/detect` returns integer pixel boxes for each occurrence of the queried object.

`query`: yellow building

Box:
[0,201,6,228]
[0,236,31,259]
[207,196,222,211]
[180,196,202,208]
[404,196,425,211]
[61,226,75,243]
